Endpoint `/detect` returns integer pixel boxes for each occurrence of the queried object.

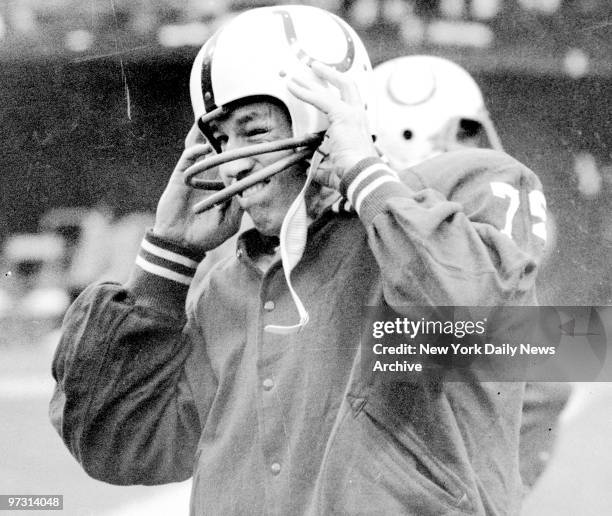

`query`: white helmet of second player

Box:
[373,55,503,169]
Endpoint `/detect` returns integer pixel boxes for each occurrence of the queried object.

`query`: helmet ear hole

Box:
[458,119,482,139]
[457,119,488,148]
[402,129,413,140]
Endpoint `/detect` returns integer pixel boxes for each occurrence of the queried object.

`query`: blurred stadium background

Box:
[0,1,610,515]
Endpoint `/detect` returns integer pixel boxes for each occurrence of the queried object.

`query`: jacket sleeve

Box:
[339,153,546,307]
[49,231,215,485]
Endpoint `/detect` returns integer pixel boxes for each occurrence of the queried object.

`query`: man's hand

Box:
[287,61,378,190]
[153,124,244,253]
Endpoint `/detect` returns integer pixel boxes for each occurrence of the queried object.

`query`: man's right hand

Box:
[152,124,244,253]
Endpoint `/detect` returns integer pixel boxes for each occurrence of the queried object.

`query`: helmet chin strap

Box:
[264,148,325,335]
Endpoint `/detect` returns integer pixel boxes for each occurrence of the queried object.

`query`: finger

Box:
[184,123,207,149]
[310,61,362,106]
[287,77,334,114]
[180,143,213,165]
[174,145,214,182]
[291,71,330,94]
[310,158,340,191]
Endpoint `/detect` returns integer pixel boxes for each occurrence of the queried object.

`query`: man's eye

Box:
[246,128,268,138]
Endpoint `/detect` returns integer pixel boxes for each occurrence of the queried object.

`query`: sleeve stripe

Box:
[141,238,199,269]
[331,197,354,214]
[346,164,391,201]
[347,164,400,207]
[135,256,193,286]
[140,249,197,277]
[354,176,400,214]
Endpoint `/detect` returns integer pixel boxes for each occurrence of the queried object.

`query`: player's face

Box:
[211,100,307,236]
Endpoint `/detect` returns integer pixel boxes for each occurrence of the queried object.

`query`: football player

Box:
[373,54,571,490]
[51,7,549,515]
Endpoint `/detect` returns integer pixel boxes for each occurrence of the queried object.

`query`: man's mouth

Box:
[240,180,268,198]
[235,170,272,200]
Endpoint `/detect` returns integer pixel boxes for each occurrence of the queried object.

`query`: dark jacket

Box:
[51,150,546,515]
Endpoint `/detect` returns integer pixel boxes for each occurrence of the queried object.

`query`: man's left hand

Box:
[287,61,378,191]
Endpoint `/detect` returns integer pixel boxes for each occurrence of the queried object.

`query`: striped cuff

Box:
[339,157,402,222]
[136,232,203,285]
[126,231,205,313]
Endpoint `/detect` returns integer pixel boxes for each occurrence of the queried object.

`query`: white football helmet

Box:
[373,55,503,170]
[186,5,374,211]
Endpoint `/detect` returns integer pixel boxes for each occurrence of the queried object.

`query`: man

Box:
[373,54,571,491]
[50,6,546,515]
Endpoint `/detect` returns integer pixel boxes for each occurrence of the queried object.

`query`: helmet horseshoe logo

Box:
[274,10,355,72]
[387,65,437,107]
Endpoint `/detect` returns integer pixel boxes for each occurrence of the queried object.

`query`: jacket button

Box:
[262,378,274,391]
[270,462,281,475]
[264,300,275,311]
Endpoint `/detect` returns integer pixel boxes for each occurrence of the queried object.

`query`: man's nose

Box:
[218,139,256,184]
[219,155,257,185]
